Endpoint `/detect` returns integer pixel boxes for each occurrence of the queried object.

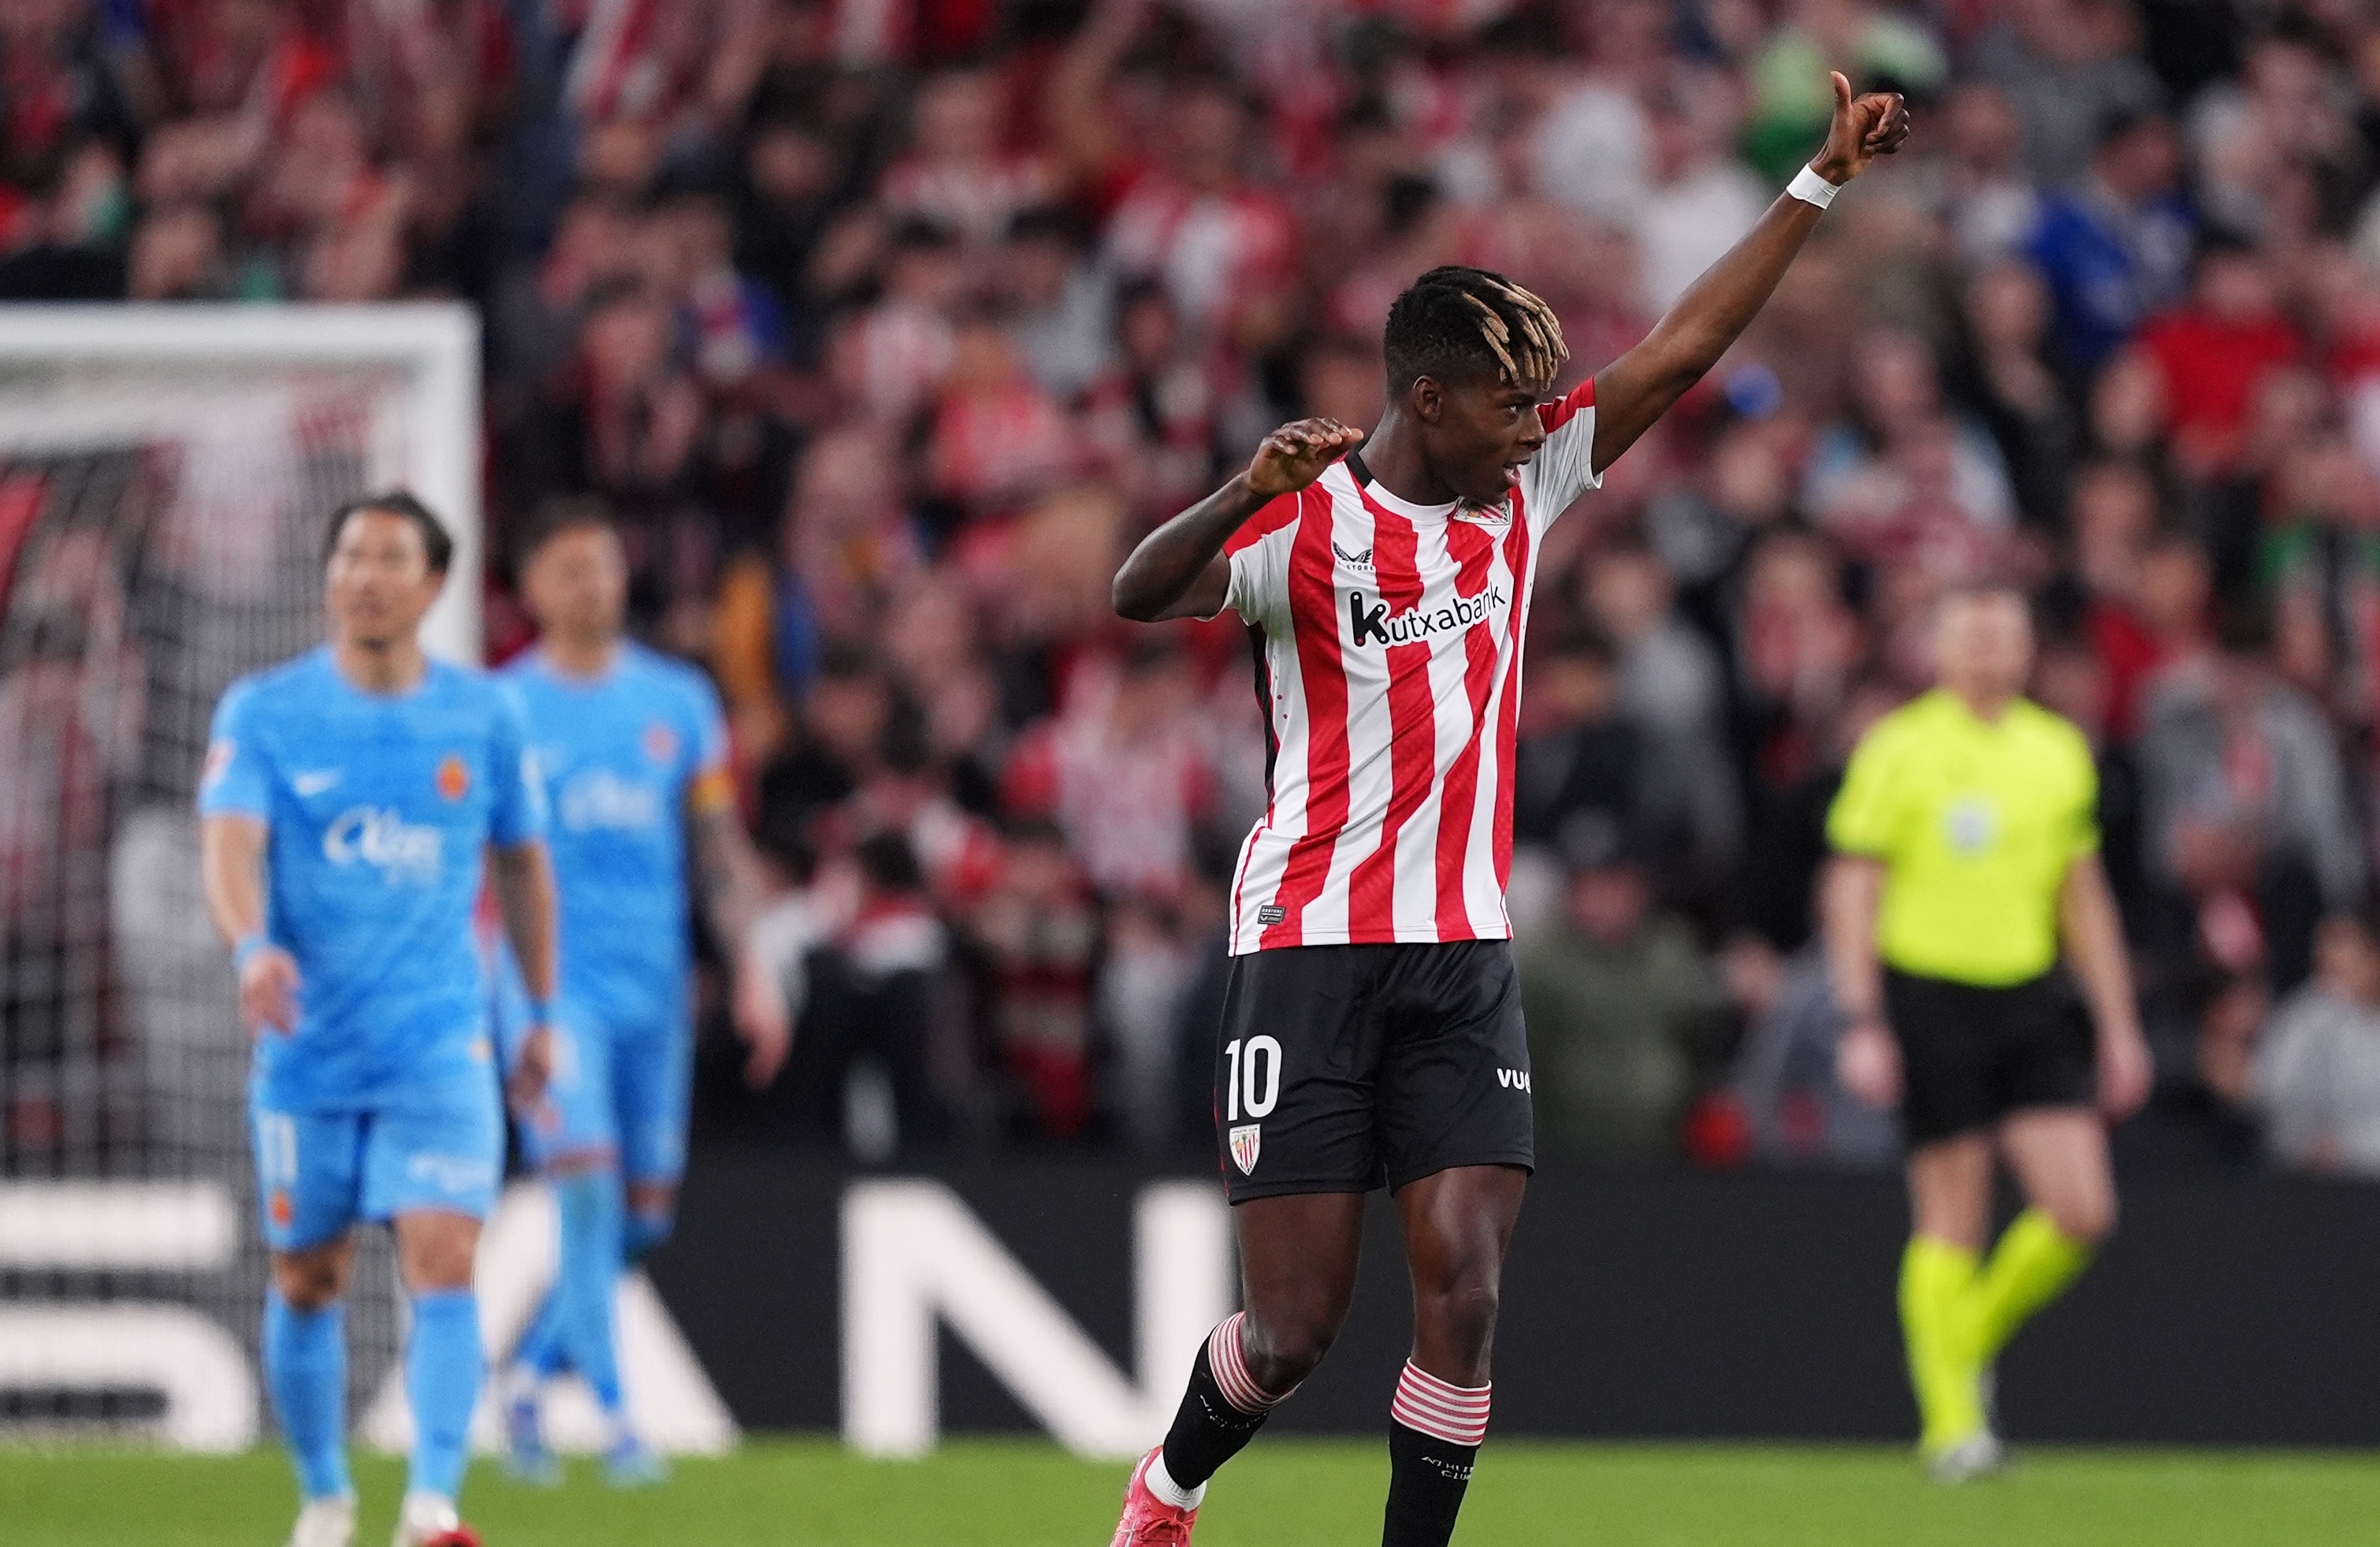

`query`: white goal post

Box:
[0,303,482,660]
[0,303,481,1447]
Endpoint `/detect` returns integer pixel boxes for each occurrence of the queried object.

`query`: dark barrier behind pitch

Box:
[650,1151,2380,1445]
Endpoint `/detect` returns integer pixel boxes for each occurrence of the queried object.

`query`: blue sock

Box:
[623,1204,673,1266]
[511,1287,568,1381]
[262,1292,351,1501]
[405,1289,484,1501]
[554,1170,627,1418]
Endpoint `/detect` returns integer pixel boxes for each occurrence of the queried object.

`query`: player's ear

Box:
[1411,374,1444,424]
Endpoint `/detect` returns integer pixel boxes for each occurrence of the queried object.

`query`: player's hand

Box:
[731,948,792,1089]
[2096,1024,2154,1120]
[1244,418,1364,499]
[508,1024,556,1114]
[1808,71,1910,186]
[1837,1017,1902,1108]
[239,945,302,1037]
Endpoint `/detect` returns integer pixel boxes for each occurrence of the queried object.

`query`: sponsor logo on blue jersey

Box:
[322,805,444,879]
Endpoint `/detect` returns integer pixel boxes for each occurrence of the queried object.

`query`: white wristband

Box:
[1787,164,1842,209]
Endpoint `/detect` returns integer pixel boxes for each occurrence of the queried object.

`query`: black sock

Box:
[1158,1339,1275,1489]
[1382,1419,1479,1547]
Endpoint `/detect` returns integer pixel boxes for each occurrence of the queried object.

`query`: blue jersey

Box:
[199,648,545,1113]
[500,641,730,1028]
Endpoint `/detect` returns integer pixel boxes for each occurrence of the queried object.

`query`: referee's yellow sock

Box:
[1898,1236,1984,1453]
[1971,1208,2093,1367]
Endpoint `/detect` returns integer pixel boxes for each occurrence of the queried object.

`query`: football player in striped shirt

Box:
[1104,73,1910,1547]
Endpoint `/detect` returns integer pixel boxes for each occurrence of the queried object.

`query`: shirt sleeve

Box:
[1218,496,1303,629]
[1519,380,1602,530]
[197,681,272,820]
[684,671,738,816]
[1826,724,1904,860]
[2066,734,2103,862]
[488,686,547,847]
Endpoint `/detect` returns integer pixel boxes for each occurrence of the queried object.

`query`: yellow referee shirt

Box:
[1826,689,2099,987]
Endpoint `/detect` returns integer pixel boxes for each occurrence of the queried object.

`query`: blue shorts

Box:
[519,1000,691,1184]
[251,1078,504,1253]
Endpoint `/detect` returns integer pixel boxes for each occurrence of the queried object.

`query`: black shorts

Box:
[1212,939,1535,1203]
[1884,967,2096,1147]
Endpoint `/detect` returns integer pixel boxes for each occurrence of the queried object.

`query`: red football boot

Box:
[1108,1448,1199,1545]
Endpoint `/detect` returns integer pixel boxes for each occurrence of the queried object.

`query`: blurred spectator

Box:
[971,816,1099,1140]
[2027,106,2195,378]
[1727,942,1900,1170]
[2131,237,2305,482]
[2255,910,2380,1177]
[1521,847,1732,1167]
[2137,611,2364,992]
[1972,0,2163,190]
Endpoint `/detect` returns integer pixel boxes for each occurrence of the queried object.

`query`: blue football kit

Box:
[200,647,545,1250]
[496,641,731,1184]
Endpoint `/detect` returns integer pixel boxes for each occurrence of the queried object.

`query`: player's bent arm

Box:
[2058,853,2151,1116]
[1590,73,1910,474]
[202,814,299,1034]
[200,814,270,949]
[1111,418,1364,623]
[1820,855,1901,1109]
[1819,855,1887,1021]
[489,840,560,1003]
[690,801,794,1086]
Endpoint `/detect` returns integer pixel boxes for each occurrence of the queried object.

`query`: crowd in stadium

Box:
[22,0,2380,1173]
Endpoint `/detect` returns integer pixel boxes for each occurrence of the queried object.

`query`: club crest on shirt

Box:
[1229,1123,1262,1175]
[1453,499,1512,528]
[1944,797,1997,855]
[435,753,470,801]
[643,722,679,764]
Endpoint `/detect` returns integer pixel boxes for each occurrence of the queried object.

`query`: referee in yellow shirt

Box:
[1821,582,2151,1480]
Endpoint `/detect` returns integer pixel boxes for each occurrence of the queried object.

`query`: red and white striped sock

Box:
[1385,1362,1490,1547]
[1390,1360,1491,1447]
[1155,1312,1296,1497]
[1207,1311,1294,1415]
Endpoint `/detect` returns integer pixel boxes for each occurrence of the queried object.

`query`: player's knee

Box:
[1414,1274,1501,1359]
[2047,1192,2117,1246]
[1242,1311,1337,1392]
[273,1252,348,1312]
[396,1219,480,1292]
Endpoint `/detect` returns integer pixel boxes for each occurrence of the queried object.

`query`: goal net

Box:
[0,306,478,1449]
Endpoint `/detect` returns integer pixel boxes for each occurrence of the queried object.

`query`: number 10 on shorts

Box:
[1224,1036,1281,1121]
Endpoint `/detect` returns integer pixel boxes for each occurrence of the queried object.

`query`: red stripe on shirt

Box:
[1343,502,1436,937]
[1490,500,1533,891]
[1432,519,1503,936]
[1225,490,1306,556]
[1537,376,1595,435]
[1259,486,1350,947]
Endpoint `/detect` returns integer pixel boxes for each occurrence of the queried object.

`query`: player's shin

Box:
[553,1170,628,1419]
[264,1291,353,1502]
[1382,1362,1489,1547]
[1899,1236,1984,1451]
[404,1288,485,1503]
[1969,1207,2092,1366]
[1153,1313,1299,1502]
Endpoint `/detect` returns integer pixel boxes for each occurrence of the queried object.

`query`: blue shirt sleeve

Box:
[197,681,272,820]
[488,686,548,847]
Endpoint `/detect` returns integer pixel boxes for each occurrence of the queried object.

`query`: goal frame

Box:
[0,303,483,660]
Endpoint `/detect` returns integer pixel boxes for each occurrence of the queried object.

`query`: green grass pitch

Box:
[8,1438,2380,1545]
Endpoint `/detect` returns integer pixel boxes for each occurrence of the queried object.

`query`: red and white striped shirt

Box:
[1218,381,1601,953]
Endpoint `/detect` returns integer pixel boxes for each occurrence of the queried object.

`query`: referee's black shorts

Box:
[1212,940,1535,1203]
[1883,967,2096,1147]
